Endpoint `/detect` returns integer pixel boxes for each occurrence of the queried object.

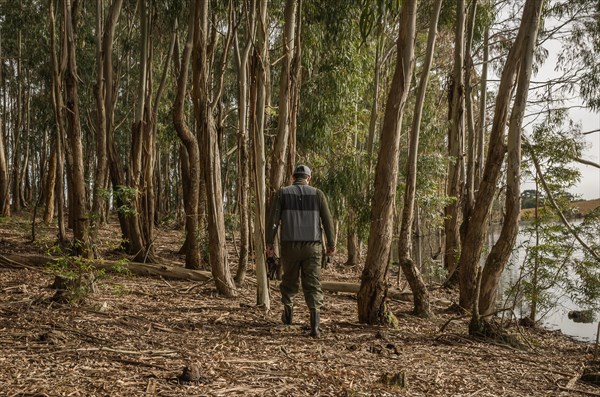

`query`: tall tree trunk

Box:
[11,27,23,213]
[477,0,544,317]
[252,0,270,308]
[43,136,57,223]
[475,25,489,187]
[461,0,478,236]
[345,210,361,266]
[92,0,107,232]
[0,33,8,217]
[49,0,66,243]
[151,28,175,227]
[193,0,237,297]
[63,0,91,257]
[92,0,123,232]
[285,0,302,181]
[357,0,418,325]
[366,22,384,166]
[458,0,541,311]
[444,0,466,284]
[234,1,257,284]
[398,0,442,319]
[267,0,297,204]
[20,93,30,208]
[103,0,130,252]
[127,0,151,262]
[174,9,201,270]
[140,43,156,261]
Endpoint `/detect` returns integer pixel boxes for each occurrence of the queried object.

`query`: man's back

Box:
[279,183,322,242]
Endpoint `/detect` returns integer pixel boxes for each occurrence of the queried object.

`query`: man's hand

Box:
[266,244,275,258]
[326,246,335,257]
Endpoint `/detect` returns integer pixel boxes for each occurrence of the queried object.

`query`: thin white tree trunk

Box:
[253,0,270,309]
[398,0,442,318]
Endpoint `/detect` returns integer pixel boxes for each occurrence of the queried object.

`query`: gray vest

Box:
[279,184,322,242]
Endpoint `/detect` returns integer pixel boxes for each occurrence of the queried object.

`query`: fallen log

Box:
[0,253,411,301]
[321,281,412,301]
[0,253,213,281]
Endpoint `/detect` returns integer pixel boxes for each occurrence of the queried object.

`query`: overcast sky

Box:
[570,108,600,200]
[521,13,599,201]
[528,50,600,201]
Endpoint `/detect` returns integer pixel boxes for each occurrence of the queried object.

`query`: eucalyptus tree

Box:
[458,0,545,318]
[48,0,67,242]
[62,0,92,257]
[0,39,7,215]
[173,5,202,270]
[0,0,33,214]
[553,0,600,111]
[267,0,298,205]
[397,0,444,319]
[443,0,466,284]
[126,2,175,259]
[192,0,237,297]
[358,0,418,325]
[462,0,479,222]
[475,18,489,187]
[125,0,156,262]
[251,0,271,308]
[10,10,23,213]
[515,116,587,321]
[91,0,124,232]
[233,0,257,285]
[297,0,384,268]
[0,27,9,216]
[102,3,134,252]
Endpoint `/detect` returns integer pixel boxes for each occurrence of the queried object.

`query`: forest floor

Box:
[0,214,599,397]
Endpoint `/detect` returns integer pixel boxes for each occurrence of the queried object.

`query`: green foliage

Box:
[300,1,374,148]
[571,209,600,306]
[552,0,600,110]
[46,244,105,304]
[521,189,543,209]
[515,209,600,321]
[224,212,239,235]
[112,186,140,217]
[504,111,599,321]
[315,147,372,240]
[111,258,132,276]
[519,221,575,317]
[524,111,584,195]
[383,304,400,328]
[358,0,400,43]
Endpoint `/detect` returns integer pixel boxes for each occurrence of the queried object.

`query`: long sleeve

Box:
[318,189,335,249]
[265,190,282,245]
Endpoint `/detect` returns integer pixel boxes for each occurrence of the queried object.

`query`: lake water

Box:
[491,222,599,342]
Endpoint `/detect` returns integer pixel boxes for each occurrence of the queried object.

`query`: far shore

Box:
[520,198,600,221]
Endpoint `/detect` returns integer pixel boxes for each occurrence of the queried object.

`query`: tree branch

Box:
[524,138,600,262]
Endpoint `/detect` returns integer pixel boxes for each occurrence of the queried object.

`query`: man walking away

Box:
[266,165,335,338]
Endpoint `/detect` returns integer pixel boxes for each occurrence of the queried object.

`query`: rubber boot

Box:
[309,309,320,338]
[281,305,293,325]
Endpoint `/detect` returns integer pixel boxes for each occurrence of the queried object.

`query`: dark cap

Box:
[293,164,311,177]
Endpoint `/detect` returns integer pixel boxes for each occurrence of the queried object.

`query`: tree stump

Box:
[178,362,209,384]
[379,371,406,388]
[50,273,97,303]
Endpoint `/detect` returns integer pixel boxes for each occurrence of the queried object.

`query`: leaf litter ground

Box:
[0,216,598,396]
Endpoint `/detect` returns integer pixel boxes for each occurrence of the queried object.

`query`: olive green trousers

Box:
[279,241,323,310]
